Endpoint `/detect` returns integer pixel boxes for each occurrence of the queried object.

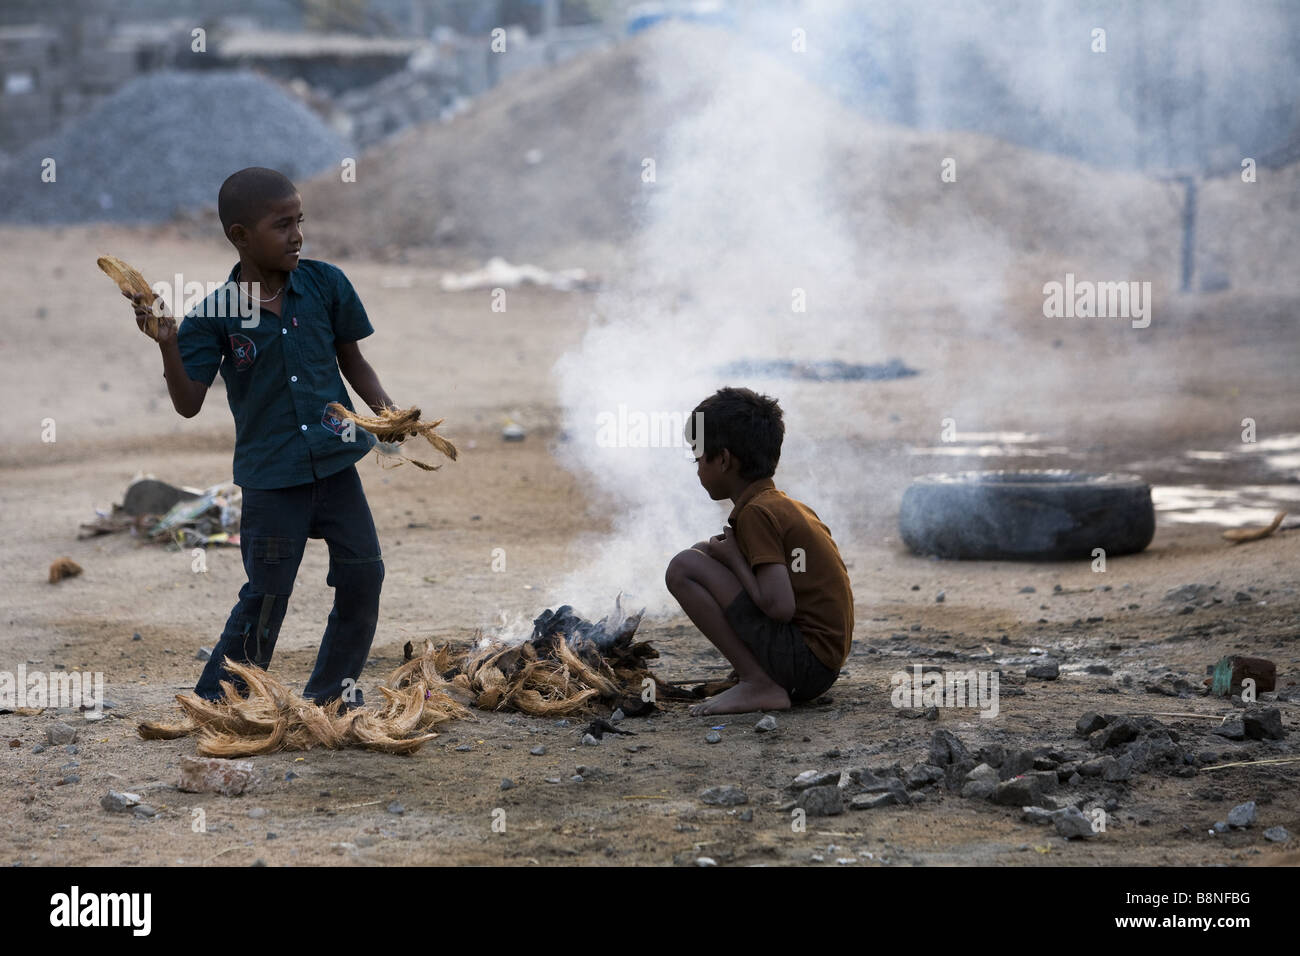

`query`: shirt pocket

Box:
[292,308,338,370]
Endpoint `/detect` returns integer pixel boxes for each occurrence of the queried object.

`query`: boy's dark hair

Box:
[687,386,784,480]
[217,167,298,241]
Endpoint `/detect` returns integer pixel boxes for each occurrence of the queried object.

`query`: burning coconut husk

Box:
[407,598,735,717]
[327,402,458,472]
[138,654,471,756]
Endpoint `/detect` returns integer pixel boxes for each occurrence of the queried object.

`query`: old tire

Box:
[899,470,1155,560]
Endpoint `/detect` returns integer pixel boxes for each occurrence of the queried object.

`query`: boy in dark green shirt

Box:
[129,167,399,707]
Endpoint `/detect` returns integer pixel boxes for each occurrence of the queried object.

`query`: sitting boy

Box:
[665,387,854,715]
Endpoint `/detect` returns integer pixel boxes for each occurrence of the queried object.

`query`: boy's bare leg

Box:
[665,548,791,716]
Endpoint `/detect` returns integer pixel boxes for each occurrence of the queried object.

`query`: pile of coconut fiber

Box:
[415,599,730,718]
[139,600,726,754]
[138,656,471,757]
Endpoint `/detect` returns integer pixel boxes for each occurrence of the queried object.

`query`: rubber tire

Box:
[899,470,1155,561]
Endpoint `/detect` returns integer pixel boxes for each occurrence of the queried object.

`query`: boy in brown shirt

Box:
[666,387,855,715]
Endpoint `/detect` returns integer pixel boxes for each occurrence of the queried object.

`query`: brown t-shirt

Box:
[728,479,855,672]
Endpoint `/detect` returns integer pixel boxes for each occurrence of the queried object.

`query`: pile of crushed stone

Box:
[0,70,349,225]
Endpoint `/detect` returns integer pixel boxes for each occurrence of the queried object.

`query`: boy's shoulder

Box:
[742,483,829,531]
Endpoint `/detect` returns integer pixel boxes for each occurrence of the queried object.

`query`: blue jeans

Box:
[194,463,384,706]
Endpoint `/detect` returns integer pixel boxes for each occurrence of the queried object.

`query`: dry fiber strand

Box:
[97,254,161,339]
[409,599,730,718]
[327,402,458,471]
[138,656,471,756]
[1222,511,1287,543]
[48,557,83,583]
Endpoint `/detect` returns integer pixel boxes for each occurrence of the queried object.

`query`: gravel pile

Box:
[301,21,1188,279]
[0,70,350,225]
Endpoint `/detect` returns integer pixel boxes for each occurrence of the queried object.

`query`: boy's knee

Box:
[665,549,700,593]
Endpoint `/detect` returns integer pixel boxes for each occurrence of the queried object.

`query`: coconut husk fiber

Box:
[409,599,720,717]
[326,402,457,472]
[137,655,471,756]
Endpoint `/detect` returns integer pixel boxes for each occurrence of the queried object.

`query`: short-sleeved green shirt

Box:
[177,258,378,490]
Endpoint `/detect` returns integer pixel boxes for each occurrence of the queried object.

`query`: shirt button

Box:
[282,328,287,335]
[300,425,307,431]
[291,375,298,382]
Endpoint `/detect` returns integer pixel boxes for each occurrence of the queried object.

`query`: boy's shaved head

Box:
[218,167,298,241]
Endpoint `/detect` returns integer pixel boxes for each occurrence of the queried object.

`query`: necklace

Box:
[241,280,282,304]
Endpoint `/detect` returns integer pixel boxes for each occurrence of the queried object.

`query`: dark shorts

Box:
[724,590,838,701]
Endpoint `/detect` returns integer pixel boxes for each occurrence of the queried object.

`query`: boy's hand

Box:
[706,529,743,567]
[124,290,176,344]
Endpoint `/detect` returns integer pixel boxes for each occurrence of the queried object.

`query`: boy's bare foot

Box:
[689,679,791,716]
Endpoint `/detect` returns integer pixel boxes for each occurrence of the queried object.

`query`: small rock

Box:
[796,785,844,816]
[133,804,158,818]
[1263,826,1289,843]
[386,802,405,815]
[1021,806,1056,825]
[46,723,77,746]
[555,719,569,728]
[705,731,722,744]
[61,774,80,785]
[530,745,546,756]
[792,770,841,790]
[1243,708,1284,740]
[32,745,44,754]
[850,792,902,810]
[500,778,515,791]
[739,809,753,821]
[700,785,748,806]
[1053,805,1097,840]
[132,632,142,641]
[695,857,716,867]
[454,744,472,752]
[1019,586,1036,594]
[755,715,778,733]
[905,764,945,789]
[993,777,1042,807]
[331,842,358,855]
[1212,820,1230,834]
[178,755,258,796]
[1212,717,1246,740]
[1026,660,1060,680]
[609,708,625,724]
[580,733,600,746]
[195,647,212,661]
[935,591,945,603]
[1233,591,1252,603]
[100,790,141,813]
[1076,712,1108,736]
[927,729,971,767]
[1227,801,1256,828]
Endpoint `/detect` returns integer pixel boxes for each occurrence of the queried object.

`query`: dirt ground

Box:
[2,224,1297,867]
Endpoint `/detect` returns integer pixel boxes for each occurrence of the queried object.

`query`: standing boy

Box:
[665,387,855,715]
[129,167,398,708]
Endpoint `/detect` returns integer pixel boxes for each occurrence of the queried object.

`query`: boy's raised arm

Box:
[127,292,208,418]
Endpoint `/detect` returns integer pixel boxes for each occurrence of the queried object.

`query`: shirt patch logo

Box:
[321,403,349,436]
[229,333,257,370]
